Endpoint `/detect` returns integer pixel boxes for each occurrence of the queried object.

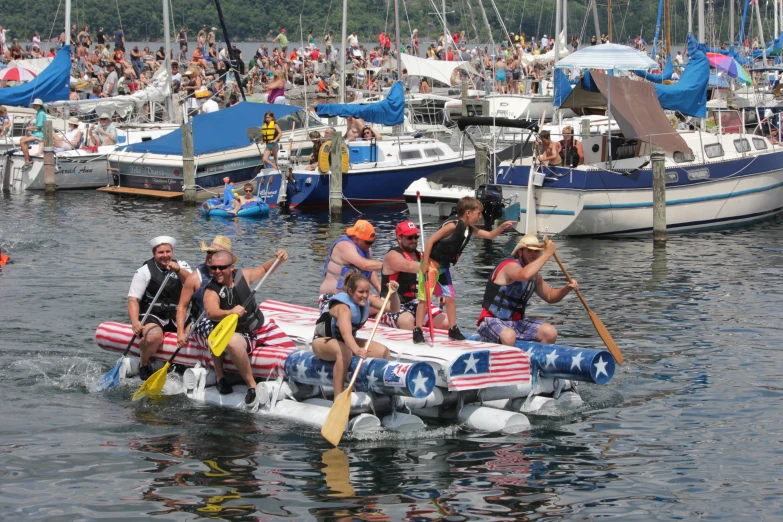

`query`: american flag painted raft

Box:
[95,318,297,379]
[260,300,531,392]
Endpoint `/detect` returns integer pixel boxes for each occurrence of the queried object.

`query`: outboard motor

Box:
[476,184,505,230]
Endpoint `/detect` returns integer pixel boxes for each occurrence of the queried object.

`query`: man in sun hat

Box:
[380,220,449,331]
[176,235,237,349]
[318,219,384,311]
[128,236,192,381]
[19,98,46,170]
[85,112,117,147]
[476,234,577,346]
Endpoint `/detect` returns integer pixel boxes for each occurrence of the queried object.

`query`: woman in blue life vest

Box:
[476,234,578,346]
[260,110,282,171]
[313,273,401,397]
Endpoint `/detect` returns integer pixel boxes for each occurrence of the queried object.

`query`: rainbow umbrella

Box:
[706,53,752,86]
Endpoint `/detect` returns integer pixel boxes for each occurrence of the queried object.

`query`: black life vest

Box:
[481,259,537,321]
[189,263,212,320]
[139,258,184,323]
[381,246,421,304]
[430,216,472,267]
[205,269,265,334]
[559,138,580,168]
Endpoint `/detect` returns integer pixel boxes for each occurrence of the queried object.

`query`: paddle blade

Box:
[321,389,352,446]
[132,362,171,401]
[424,279,435,343]
[208,314,238,356]
[96,359,123,391]
[587,309,623,366]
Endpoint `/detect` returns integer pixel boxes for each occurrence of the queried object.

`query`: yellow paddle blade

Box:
[208,314,238,356]
[322,448,356,497]
[588,309,624,366]
[131,362,170,401]
[321,389,352,446]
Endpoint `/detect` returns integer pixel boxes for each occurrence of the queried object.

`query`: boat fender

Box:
[318,141,349,174]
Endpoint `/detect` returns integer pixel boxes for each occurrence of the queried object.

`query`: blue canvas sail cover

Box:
[632,53,673,84]
[316,81,405,125]
[121,102,299,156]
[553,68,574,107]
[0,46,71,106]
[652,34,709,118]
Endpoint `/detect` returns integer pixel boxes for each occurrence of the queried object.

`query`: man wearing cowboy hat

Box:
[197,248,289,407]
[19,98,46,171]
[86,112,117,147]
[175,235,236,349]
[128,236,192,381]
[476,234,577,346]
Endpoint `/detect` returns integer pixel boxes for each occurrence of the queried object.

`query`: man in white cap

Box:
[476,235,577,346]
[19,98,46,171]
[128,236,192,381]
[85,113,117,148]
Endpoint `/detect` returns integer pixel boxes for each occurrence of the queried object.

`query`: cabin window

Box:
[687,168,710,181]
[400,150,422,160]
[704,143,724,158]
[753,137,768,150]
[673,151,695,163]
[424,148,442,157]
[733,139,751,152]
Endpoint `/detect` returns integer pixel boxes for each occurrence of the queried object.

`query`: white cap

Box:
[149,236,176,250]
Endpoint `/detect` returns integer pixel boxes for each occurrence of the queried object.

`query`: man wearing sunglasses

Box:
[198,248,289,407]
[127,236,192,381]
[380,221,449,331]
[318,220,383,314]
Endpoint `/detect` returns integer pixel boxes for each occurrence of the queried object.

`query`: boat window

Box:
[400,150,423,160]
[703,143,724,158]
[733,138,751,152]
[673,151,695,163]
[687,168,710,181]
[752,137,768,150]
[424,148,442,157]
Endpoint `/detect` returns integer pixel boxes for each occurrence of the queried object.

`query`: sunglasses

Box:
[208,264,232,271]
[404,234,420,240]
[244,189,253,193]
[362,238,376,245]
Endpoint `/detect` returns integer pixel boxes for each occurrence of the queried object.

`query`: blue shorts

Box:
[477,316,544,343]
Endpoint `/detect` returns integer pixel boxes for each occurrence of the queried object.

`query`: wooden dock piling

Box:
[651,148,667,242]
[43,120,56,195]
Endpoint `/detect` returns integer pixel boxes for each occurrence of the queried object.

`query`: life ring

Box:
[318,142,349,174]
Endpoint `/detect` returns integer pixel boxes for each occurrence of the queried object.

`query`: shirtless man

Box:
[343,116,365,142]
[537,130,562,166]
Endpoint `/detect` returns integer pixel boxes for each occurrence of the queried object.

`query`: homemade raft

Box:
[95,300,616,435]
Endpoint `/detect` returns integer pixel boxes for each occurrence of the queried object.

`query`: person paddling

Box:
[477,234,577,345]
[413,197,515,343]
[380,220,448,331]
[260,110,282,171]
[313,274,400,397]
[197,249,288,407]
[127,236,192,380]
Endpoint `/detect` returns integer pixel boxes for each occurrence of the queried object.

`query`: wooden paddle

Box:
[207,257,281,357]
[97,272,174,390]
[131,310,207,401]
[321,287,394,446]
[551,251,624,366]
[416,191,435,343]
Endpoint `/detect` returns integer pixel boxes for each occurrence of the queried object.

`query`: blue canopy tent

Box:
[316,81,405,125]
[0,46,71,107]
[121,102,299,156]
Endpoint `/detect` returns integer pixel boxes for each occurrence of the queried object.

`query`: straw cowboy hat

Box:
[511,234,544,256]
[199,235,238,263]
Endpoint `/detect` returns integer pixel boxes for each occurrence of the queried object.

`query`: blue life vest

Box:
[314,292,370,341]
[481,259,537,320]
[321,236,373,290]
[190,263,212,319]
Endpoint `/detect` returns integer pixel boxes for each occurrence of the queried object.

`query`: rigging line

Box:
[579,0,591,45]
[536,0,545,39]
[322,0,334,39]
[463,0,487,86]
[489,0,512,44]
[115,0,123,30]
[47,0,62,43]
[518,0,528,35]
[401,0,413,47]
[618,0,630,44]
[384,0,391,37]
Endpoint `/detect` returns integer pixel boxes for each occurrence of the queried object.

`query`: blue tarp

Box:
[709,73,729,88]
[553,68,573,107]
[0,46,71,107]
[316,81,405,125]
[652,35,709,118]
[632,53,673,84]
[122,102,299,156]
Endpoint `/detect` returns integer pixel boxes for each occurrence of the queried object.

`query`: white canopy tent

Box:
[384,54,477,86]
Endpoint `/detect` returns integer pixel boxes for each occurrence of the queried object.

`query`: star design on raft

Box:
[367,369,379,390]
[571,351,584,371]
[296,360,307,379]
[464,354,478,374]
[594,357,609,378]
[318,366,330,384]
[412,371,429,395]
[545,349,559,369]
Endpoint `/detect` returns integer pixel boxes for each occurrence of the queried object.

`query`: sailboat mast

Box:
[698,0,704,43]
[340,0,347,103]
[730,0,734,44]
[554,0,561,61]
[754,0,766,64]
[591,0,601,41]
[394,0,402,81]
[664,0,670,54]
[608,0,613,42]
[162,0,173,120]
[442,0,448,46]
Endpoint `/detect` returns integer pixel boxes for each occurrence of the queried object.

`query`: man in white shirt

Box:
[200,98,220,113]
[127,236,192,381]
[675,51,683,65]
[347,31,359,47]
[541,35,549,49]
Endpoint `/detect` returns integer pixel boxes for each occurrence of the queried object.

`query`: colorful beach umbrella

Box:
[0,67,38,82]
[706,53,752,86]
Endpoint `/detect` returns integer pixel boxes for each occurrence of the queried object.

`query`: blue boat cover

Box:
[316,81,405,125]
[0,46,71,107]
[652,35,709,118]
[122,102,299,156]
[553,68,573,107]
[632,53,673,84]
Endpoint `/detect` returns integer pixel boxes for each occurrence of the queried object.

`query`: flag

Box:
[447,349,530,390]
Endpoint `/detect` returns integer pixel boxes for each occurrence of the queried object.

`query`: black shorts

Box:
[142,315,177,333]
